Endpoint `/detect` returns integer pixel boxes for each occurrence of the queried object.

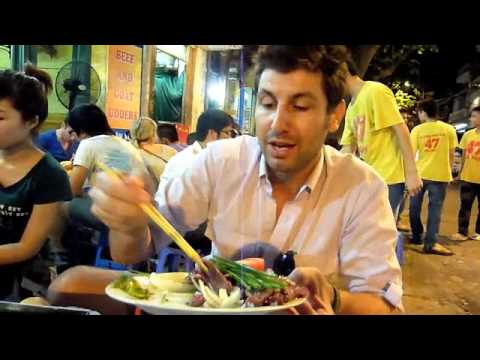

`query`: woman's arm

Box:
[0,202,63,265]
[69,165,89,197]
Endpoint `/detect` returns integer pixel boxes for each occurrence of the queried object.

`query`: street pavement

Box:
[400,182,480,314]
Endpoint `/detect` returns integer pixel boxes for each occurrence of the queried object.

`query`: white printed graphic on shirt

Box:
[352,115,368,157]
[0,204,29,218]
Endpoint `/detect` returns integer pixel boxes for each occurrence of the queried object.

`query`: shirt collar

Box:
[259,147,325,194]
[301,149,324,194]
[259,153,268,178]
[191,141,204,155]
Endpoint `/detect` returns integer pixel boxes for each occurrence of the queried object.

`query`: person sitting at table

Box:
[35,118,79,162]
[0,65,72,301]
[130,117,177,189]
[157,123,187,152]
[47,46,403,315]
[64,104,151,231]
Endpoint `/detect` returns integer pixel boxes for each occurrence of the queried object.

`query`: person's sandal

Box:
[450,233,468,241]
[469,233,480,241]
[424,244,454,256]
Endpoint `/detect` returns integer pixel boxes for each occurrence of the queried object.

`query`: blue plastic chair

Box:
[94,231,129,271]
[155,247,195,273]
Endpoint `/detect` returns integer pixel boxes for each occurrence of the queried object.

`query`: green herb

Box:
[211,256,287,291]
[112,275,150,299]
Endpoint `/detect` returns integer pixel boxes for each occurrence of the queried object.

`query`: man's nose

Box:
[271,105,289,132]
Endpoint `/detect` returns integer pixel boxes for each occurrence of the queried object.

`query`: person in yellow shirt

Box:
[451,106,480,241]
[340,58,422,220]
[409,99,457,255]
[396,109,414,230]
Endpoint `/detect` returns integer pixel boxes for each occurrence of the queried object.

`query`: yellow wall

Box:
[38,45,73,130]
[0,46,10,70]
[183,46,207,132]
[0,45,109,132]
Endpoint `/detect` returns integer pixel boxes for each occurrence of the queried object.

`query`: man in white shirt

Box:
[49,46,402,315]
[160,109,234,182]
[160,109,233,255]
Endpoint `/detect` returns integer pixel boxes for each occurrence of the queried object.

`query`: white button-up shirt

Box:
[154,135,403,308]
[160,141,204,183]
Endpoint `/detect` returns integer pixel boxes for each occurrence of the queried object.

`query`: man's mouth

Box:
[268,140,296,158]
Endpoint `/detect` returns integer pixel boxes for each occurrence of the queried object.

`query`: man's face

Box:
[470,110,480,128]
[218,126,233,140]
[62,124,78,142]
[255,69,343,175]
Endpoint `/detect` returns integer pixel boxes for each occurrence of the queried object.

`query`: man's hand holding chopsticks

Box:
[90,172,151,234]
[89,172,156,264]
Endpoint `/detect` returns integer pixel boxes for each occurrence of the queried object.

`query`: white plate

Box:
[105,272,306,315]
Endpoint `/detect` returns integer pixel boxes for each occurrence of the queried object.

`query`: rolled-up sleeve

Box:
[153,148,216,252]
[339,174,403,309]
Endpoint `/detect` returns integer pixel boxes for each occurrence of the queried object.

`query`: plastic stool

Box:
[155,247,195,273]
[94,231,128,271]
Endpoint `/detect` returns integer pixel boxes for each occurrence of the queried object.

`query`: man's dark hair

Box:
[0,64,52,134]
[471,106,480,114]
[253,46,349,112]
[187,132,197,145]
[417,98,438,118]
[157,123,179,143]
[196,109,233,142]
[345,57,360,77]
[67,103,114,137]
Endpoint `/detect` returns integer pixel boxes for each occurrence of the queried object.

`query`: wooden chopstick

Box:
[95,162,208,272]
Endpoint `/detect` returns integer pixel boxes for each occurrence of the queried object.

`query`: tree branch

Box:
[372,47,417,81]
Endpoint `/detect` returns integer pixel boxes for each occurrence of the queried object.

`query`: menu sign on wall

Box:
[105,45,143,130]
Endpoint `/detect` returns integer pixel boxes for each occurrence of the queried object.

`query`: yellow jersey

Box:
[410,121,457,182]
[459,128,480,184]
[340,81,405,185]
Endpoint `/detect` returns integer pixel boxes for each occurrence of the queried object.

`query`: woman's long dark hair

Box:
[67,103,114,137]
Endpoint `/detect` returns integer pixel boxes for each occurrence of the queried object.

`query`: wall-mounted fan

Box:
[55,60,101,111]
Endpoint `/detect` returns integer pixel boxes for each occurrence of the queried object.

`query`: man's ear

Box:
[27,116,40,132]
[328,100,346,133]
[206,129,218,142]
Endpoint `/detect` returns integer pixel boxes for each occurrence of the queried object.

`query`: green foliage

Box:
[365,45,439,111]
[392,81,422,110]
[366,45,439,81]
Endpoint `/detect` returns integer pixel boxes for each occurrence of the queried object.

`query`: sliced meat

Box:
[283,285,295,302]
[190,293,206,307]
[246,289,275,306]
[268,292,287,306]
[203,260,233,294]
[246,285,309,307]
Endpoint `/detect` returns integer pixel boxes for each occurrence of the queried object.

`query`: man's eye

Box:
[294,105,309,111]
[261,102,275,109]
